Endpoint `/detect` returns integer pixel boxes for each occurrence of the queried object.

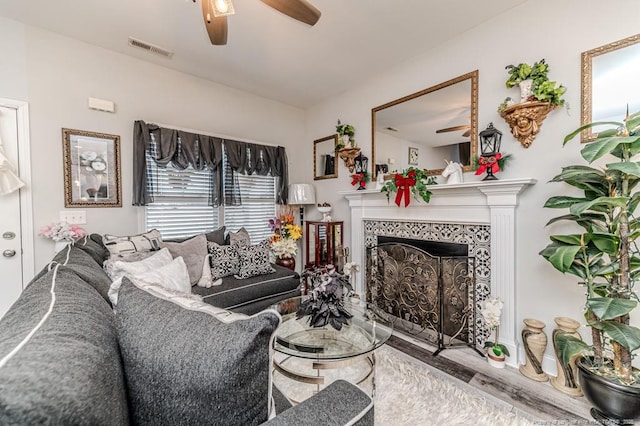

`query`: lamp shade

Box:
[288,183,316,205]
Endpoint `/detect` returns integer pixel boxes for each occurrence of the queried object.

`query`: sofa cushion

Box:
[52,245,113,302]
[0,266,128,425]
[229,227,251,246]
[160,234,208,285]
[193,263,299,313]
[102,229,162,256]
[74,234,110,265]
[116,278,280,426]
[208,242,240,279]
[206,226,227,245]
[235,241,276,279]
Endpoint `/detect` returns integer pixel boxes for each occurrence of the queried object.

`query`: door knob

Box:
[3,249,16,258]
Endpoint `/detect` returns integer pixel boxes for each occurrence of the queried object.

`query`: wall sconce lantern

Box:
[479,123,502,156]
[354,153,368,175]
[477,123,503,181]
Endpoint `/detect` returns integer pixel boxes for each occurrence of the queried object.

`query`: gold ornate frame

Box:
[313,134,339,180]
[371,70,479,178]
[581,33,640,142]
[62,128,121,207]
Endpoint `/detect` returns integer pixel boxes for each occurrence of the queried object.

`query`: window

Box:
[145,150,276,242]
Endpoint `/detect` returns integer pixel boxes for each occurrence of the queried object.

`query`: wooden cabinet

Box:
[305,221,344,270]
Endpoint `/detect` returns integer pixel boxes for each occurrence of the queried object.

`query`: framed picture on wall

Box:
[62,128,122,207]
[408,147,419,165]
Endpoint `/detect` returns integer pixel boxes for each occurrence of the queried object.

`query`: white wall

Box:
[1,20,304,271]
[303,0,640,369]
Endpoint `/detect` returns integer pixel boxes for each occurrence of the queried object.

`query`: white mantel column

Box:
[478,183,531,366]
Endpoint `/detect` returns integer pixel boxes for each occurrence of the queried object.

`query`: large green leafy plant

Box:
[540,110,640,385]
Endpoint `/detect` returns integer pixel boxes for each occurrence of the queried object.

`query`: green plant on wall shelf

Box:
[505,59,549,88]
[336,119,355,148]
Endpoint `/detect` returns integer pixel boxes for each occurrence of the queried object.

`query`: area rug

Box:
[273,345,536,425]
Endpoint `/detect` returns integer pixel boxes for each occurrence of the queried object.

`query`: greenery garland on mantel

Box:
[380,167,437,207]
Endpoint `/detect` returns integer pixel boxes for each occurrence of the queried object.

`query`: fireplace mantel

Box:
[340,177,536,365]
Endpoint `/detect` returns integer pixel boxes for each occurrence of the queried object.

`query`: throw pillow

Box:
[228,227,251,246]
[115,278,280,425]
[205,226,227,245]
[131,257,192,296]
[207,242,240,280]
[107,248,173,306]
[160,234,208,286]
[235,241,276,279]
[196,254,222,288]
[103,250,159,280]
[102,229,163,257]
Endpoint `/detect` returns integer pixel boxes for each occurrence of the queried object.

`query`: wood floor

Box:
[388,332,594,423]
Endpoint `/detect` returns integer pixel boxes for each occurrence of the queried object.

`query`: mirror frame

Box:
[313,134,339,180]
[371,70,478,179]
[581,33,640,142]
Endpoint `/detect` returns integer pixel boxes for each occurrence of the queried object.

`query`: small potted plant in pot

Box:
[540,108,640,424]
[481,297,510,368]
[504,59,566,107]
[336,119,356,148]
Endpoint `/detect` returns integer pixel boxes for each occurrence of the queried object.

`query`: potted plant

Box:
[540,109,640,424]
[297,265,354,330]
[504,59,566,106]
[481,298,510,368]
[336,119,356,148]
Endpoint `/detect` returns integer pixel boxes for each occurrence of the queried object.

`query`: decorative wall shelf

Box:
[500,101,555,148]
[338,147,361,173]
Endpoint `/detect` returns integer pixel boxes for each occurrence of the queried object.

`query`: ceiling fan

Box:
[435,124,471,138]
[196,0,321,46]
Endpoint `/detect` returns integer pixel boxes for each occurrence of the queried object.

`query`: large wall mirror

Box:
[581,33,640,142]
[314,134,338,180]
[371,70,478,178]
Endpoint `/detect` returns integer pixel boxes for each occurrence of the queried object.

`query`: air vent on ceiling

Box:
[128,37,174,59]
[385,127,399,132]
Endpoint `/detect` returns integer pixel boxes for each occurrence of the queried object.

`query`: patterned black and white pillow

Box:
[207,242,240,280]
[235,241,275,279]
[103,229,163,257]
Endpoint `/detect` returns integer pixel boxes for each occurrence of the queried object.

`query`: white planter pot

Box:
[487,352,506,369]
[519,79,534,103]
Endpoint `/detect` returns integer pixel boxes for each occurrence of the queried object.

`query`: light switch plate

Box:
[60,210,86,224]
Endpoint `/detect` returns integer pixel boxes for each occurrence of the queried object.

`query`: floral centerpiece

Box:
[268,214,302,259]
[39,221,86,242]
[380,167,437,207]
[481,298,510,368]
[297,265,354,330]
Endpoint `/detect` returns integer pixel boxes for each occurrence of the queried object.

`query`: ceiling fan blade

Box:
[259,0,321,26]
[435,124,471,134]
[201,1,228,45]
[462,129,471,137]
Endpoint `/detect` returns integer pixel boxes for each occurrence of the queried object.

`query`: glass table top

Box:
[271,296,393,360]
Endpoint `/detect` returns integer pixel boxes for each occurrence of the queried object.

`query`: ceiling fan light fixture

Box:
[211,0,235,17]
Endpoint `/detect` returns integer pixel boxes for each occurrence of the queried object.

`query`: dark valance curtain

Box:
[223,139,288,205]
[132,120,223,206]
[132,120,289,206]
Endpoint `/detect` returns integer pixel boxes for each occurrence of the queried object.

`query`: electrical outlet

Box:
[59,210,86,224]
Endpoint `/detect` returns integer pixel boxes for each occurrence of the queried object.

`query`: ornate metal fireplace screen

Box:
[366,242,479,355]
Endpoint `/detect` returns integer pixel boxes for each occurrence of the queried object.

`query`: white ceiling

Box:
[0,0,526,108]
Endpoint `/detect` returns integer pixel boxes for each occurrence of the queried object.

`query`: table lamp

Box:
[288,183,316,223]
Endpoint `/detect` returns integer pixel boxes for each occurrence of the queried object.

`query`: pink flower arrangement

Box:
[39,221,86,242]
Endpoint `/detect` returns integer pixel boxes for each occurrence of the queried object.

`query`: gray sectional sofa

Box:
[0,234,374,425]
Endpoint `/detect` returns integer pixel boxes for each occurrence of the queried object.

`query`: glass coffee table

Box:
[271,296,392,403]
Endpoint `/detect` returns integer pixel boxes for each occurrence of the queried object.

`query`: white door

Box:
[0,101,32,319]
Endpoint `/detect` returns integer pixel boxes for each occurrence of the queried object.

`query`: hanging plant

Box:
[380,167,437,207]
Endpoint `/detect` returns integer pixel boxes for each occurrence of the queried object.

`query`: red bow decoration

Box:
[475,153,502,176]
[394,170,417,207]
[351,173,364,186]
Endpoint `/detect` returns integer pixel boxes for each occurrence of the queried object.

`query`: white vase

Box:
[519,79,534,103]
[54,240,70,254]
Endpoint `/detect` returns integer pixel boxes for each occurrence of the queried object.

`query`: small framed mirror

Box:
[371,70,478,178]
[581,33,640,142]
[314,134,338,180]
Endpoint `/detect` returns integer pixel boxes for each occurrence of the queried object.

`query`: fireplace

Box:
[341,178,536,366]
[366,237,478,353]
[366,226,488,348]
